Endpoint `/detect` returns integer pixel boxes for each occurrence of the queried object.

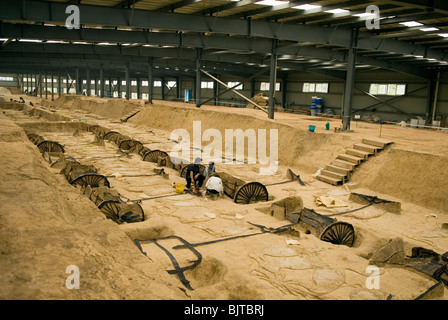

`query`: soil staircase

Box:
[316,137,393,186]
[120,106,144,123]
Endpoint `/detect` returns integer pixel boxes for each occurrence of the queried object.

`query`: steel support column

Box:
[161,76,165,100]
[66,73,70,94]
[100,65,104,98]
[58,71,61,97]
[86,68,90,96]
[268,39,278,120]
[125,63,130,100]
[51,71,54,100]
[109,77,112,98]
[39,72,42,98]
[282,75,288,109]
[342,28,358,131]
[75,67,80,95]
[30,73,33,95]
[136,77,141,100]
[176,76,181,100]
[148,60,153,104]
[44,70,47,99]
[117,77,121,98]
[213,76,218,106]
[195,48,202,108]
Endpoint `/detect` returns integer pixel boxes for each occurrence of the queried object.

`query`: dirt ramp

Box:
[351,148,448,211]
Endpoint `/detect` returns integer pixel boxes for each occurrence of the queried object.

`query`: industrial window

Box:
[167,81,177,88]
[201,81,214,89]
[154,81,162,87]
[142,81,149,87]
[303,82,329,93]
[0,77,14,81]
[228,82,243,90]
[131,92,138,99]
[260,82,280,91]
[131,80,137,86]
[369,84,406,96]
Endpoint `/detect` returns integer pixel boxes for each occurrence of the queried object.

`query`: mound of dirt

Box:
[0,112,185,299]
[351,148,448,211]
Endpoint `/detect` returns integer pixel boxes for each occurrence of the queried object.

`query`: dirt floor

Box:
[0,89,447,300]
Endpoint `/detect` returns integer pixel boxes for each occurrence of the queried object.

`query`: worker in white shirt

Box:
[205,173,224,199]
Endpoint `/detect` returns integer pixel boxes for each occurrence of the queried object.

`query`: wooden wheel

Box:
[103,131,120,141]
[138,146,151,158]
[98,200,121,223]
[180,164,205,178]
[320,222,355,247]
[98,200,144,224]
[234,182,268,204]
[27,133,45,145]
[113,134,131,146]
[142,150,168,163]
[119,139,143,153]
[70,174,110,188]
[87,125,100,133]
[36,141,65,154]
[119,203,145,223]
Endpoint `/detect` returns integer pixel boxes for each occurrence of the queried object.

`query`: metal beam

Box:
[0,23,437,77]
[193,0,256,16]
[0,1,446,63]
[198,66,270,107]
[201,69,268,114]
[155,0,201,12]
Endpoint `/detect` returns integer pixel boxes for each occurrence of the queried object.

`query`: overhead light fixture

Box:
[293,4,322,10]
[420,27,439,32]
[400,21,423,27]
[324,8,350,14]
[354,12,377,18]
[255,0,288,6]
[46,40,69,44]
[18,39,42,43]
[438,33,448,37]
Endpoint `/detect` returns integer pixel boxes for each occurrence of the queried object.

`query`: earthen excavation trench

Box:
[1,94,447,300]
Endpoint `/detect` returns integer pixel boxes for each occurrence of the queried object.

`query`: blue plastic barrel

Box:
[311,103,317,116]
[316,98,322,115]
[309,125,316,132]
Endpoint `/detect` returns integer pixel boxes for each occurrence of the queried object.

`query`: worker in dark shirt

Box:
[185,157,204,190]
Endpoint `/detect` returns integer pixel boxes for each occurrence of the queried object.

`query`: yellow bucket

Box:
[175,183,185,193]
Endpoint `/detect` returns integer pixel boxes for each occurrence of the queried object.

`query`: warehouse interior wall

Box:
[4,70,448,126]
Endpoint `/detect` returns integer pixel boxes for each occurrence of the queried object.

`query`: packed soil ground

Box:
[0,89,447,300]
